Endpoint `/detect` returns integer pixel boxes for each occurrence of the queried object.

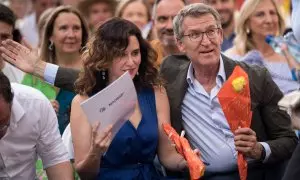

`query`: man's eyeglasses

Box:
[182,27,220,42]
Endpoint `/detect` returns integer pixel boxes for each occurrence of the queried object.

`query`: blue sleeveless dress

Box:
[96,88,162,179]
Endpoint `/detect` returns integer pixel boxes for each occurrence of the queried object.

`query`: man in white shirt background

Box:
[0,71,73,179]
[18,0,56,48]
[0,4,24,83]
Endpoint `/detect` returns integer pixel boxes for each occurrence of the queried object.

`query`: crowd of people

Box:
[0,0,300,180]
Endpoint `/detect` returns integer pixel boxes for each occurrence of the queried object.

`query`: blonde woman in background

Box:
[21,6,89,134]
[226,0,299,94]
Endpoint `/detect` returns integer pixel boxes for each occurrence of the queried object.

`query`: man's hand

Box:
[0,39,44,76]
[234,128,263,160]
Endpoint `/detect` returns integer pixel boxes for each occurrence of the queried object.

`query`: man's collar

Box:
[187,55,226,85]
[10,97,25,127]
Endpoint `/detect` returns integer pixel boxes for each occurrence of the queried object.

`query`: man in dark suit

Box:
[160,3,297,180]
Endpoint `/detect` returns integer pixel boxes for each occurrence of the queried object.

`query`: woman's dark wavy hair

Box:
[75,17,162,96]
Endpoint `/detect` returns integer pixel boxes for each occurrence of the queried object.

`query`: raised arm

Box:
[70,95,113,179]
[0,39,79,92]
[0,39,44,78]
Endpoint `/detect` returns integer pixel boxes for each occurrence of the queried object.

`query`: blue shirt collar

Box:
[187,55,226,86]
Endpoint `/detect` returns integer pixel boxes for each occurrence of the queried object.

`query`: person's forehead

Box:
[156,0,184,16]
[182,14,218,31]
[254,0,276,12]
[55,12,80,22]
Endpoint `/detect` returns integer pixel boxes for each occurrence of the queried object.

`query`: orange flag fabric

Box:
[217,65,252,180]
[162,123,205,180]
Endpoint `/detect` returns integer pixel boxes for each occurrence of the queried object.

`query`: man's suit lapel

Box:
[168,62,190,133]
[222,54,237,79]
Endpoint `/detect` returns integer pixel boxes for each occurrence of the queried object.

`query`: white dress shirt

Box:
[0,83,69,179]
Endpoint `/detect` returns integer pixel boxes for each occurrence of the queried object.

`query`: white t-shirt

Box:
[0,83,69,179]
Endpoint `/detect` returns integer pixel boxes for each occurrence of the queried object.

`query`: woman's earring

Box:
[102,71,106,80]
[48,41,54,51]
[246,28,250,34]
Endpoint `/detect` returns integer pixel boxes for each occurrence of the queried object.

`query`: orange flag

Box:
[162,123,205,180]
[217,66,252,180]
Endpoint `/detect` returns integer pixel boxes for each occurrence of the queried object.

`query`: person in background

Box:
[151,0,185,66]
[226,0,299,94]
[160,3,297,179]
[77,0,117,33]
[280,1,300,179]
[0,0,185,81]
[184,0,205,4]
[37,8,55,47]
[115,0,152,39]
[146,0,155,11]
[291,0,300,43]
[60,0,84,6]
[21,5,89,134]
[71,17,187,179]
[0,71,74,180]
[0,4,24,83]
[206,0,236,51]
[8,0,32,20]
[18,0,57,48]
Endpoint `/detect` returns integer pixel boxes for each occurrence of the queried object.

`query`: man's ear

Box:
[176,38,186,53]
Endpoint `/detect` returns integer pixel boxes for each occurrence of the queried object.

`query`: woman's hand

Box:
[0,39,40,74]
[89,122,113,156]
[50,100,60,113]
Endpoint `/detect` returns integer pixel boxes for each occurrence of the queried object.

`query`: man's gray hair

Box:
[173,3,222,40]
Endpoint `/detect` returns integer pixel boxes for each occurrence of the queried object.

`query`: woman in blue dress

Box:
[70,18,187,179]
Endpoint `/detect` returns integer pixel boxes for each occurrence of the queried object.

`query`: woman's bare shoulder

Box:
[72,94,89,105]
